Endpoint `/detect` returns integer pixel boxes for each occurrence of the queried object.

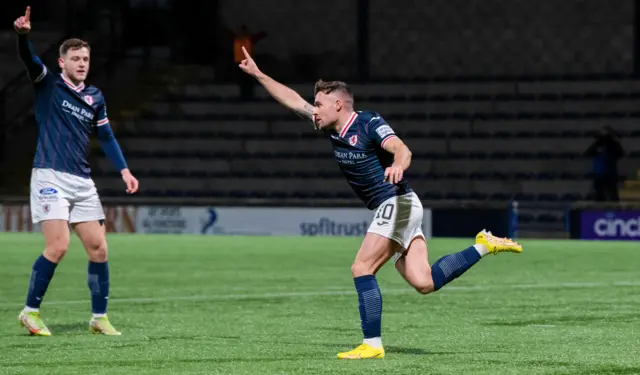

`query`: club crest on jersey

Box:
[42,204,50,214]
[83,95,94,105]
[349,135,358,146]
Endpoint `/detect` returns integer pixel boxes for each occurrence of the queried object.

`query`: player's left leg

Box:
[394,235,485,294]
[70,183,121,336]
[336,232,394,360]
[394,229,523,294]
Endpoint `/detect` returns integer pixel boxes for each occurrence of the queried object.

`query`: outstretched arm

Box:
[14,6,47,83]
[255,72,316,120]
[238,47,316,121]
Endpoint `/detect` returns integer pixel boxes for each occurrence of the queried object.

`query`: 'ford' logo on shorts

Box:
[39,187,58,195]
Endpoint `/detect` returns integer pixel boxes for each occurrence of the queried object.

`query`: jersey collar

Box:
[338,112,358,138]
[60,73,85,92]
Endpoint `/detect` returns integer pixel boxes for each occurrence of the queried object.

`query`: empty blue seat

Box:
[468,172,487,180]
[537,213,561,223]
[468,192,488,200]
[561,193,581,201]
[513,193,535,201]
[518,213,535,223]
[422,192,444,200]
[490,193,511,200]
[537,193,560,201]
[445,192,467,200]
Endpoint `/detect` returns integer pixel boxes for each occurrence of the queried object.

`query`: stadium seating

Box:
[93,78,640,211]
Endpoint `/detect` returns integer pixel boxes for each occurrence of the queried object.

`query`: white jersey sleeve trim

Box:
[96,117,110,127]
[33,65,47,83]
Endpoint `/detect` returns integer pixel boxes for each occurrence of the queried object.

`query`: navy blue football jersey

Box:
[24,57,109,178]
[326,111,412,209]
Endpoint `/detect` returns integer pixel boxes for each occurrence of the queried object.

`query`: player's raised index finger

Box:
[25,6,31,22]
[242,46,251,59]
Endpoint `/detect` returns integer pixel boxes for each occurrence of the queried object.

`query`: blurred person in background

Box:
[585,125,624,202]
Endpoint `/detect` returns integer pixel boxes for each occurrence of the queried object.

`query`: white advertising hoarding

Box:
[136,206,432,238]
[0,204,432,238]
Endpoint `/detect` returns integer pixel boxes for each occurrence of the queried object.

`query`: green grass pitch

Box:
[1,233,639,375]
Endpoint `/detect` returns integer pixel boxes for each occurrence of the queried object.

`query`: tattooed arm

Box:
[237,46,316,122]
[255,72,316,121]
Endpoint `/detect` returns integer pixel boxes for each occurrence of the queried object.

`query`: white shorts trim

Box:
[367,192,425,259]
[30,168,105,224]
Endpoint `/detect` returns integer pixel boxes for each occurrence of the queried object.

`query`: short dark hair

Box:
[314,79,353,100]
[59,38,90,56]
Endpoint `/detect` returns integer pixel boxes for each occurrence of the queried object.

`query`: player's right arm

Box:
[14,6,47,83]
[238,47,316,121]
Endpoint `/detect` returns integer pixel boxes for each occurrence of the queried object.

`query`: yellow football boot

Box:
[476,229,523,254]
[337,343,385,359]
[19,311,52,336]
[90,315,122,336]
